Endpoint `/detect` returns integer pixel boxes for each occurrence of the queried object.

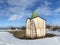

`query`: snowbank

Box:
[0,31,60,45]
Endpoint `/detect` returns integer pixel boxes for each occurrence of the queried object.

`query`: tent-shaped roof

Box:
[31,11,38,19]
[27,11,46,21]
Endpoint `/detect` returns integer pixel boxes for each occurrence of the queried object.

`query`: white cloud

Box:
[54,8,60,16]
[1,0,60,21]
[8,15,24,21]
[8,0,60,21]
[36,1,53,16]
[1,0,54,21]
[41,1,52,7]
[8,0,38,6]
[36,7,53,16]
[8,0,53,21]
[8,0,39,10]
[8,11,32,21]
[8,15,18,21]
[36,1,60,16]
[37,7,60,16]
[7,0,38,21]
[55,8,60,14]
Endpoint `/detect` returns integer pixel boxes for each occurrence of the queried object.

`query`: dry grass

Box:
[9,30,26,39]
[9,30,57,40]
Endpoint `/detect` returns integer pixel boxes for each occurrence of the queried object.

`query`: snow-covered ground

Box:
[0,30,60,45]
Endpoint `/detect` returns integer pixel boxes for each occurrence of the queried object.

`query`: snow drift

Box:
[0,30,60,45]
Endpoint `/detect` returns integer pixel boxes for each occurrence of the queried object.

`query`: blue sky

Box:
[0,0,60,27]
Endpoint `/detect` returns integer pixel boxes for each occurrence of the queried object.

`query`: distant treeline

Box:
[1,25,60,30]
[10,25,60,30]
[0,26,26,30]
[10,26,26,30]
[46,25,60,30]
